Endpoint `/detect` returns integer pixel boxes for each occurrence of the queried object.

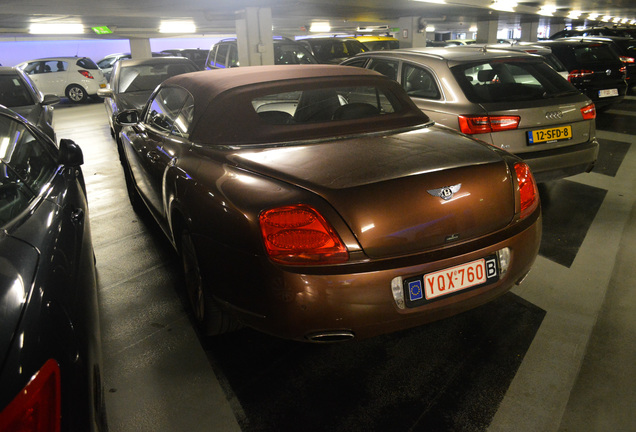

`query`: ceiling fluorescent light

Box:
[567,10,581,19]
[602,15,612,22]
[469,25,478,32]
[538,6,557,16]
[309,22,331,33]
[587,13,599,20]
[411,0,447,4]
[29,23,84,34]
[159,20,196,33]
[425,26,436,32]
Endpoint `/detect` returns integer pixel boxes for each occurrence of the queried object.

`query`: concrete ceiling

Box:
[1,0,635,39]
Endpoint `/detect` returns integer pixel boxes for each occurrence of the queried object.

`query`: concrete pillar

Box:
[520,21,539,42]
[476,20,499,44]
[397,16,428,48]
[235,7,274,66]
[129,38,152,59]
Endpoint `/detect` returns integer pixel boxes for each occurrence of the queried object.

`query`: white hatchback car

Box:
[16,57,107,103]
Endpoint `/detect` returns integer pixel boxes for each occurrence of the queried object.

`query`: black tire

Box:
[120,156,146,214]
[179,227,240,335]
[66,84,87,103]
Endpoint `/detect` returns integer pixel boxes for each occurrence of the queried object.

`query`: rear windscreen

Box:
[76,58,100,69]
[451,60,579,103]
[572,44,618,64]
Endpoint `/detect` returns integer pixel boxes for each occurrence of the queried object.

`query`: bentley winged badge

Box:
[427,183,462,200]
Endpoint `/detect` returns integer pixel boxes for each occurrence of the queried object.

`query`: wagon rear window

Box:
[252,85,400,124]
[452,60,578,103]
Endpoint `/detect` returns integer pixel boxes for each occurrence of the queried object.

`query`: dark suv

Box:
[535,39,628,108]
[205,37,317,69]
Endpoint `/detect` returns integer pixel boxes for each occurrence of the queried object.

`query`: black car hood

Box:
[0,234,38,365]
[115,91,153,112]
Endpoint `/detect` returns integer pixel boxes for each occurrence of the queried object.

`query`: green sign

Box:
[92,26,113,35]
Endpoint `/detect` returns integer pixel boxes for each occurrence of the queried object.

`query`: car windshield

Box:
[273,43,318,64]
[451,59,579,103]
[118,63,197,93]
[0,75,35,107]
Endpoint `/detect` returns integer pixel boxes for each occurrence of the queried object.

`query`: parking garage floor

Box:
[53,92,636,432]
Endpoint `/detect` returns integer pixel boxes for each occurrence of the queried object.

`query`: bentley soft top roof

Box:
[161,65,430,146]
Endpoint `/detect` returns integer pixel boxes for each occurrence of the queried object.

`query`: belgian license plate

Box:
[599,88,618,98]
[527,125,572,144]
[404,256,499,306]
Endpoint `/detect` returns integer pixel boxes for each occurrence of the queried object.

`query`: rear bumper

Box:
[521,138,599,182]
[226,212,542,341]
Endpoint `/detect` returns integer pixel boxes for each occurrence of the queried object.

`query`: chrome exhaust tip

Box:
[305,331,355,343]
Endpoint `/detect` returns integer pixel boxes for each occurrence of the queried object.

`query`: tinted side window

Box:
[368,59,399,81]
[206,46,218,69]
[172,93,194,138]
[44,61,66,73]
[342,58,369,68]
[228,45,239,67]
[214,44,229,68]
[0,75,36,107]
[145,87,189,133]
[0,115,57,203]
[402,64,441,100]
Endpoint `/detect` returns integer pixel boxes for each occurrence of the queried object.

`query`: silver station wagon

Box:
[342,46,599,182]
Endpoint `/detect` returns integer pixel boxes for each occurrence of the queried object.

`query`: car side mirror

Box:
[97,87,114,98]
[115,110,140,126]
[42,94,61,106]
[58,139,84,167]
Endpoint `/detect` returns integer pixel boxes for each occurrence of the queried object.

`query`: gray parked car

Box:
[342,46,599,181]
[0,66,59,141]
[97,57,198,139]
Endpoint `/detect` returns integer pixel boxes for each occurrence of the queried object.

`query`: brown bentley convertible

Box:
[116,65,541,342]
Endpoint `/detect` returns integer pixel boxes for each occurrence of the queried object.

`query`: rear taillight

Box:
[458,115,520,134]
[260,204,348,265]
[514,162,539,220]
[568,69,594,82]
[78,70,94,79]
[619,66,627,76]
[619,56,634,64]
[581,103,596,120]
[0,359,61,432]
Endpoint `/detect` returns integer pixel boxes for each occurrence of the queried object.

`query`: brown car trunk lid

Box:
[234,126,516,259]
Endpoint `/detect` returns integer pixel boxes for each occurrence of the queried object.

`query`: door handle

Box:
[147,151,160,163]
[70,208,84,225]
